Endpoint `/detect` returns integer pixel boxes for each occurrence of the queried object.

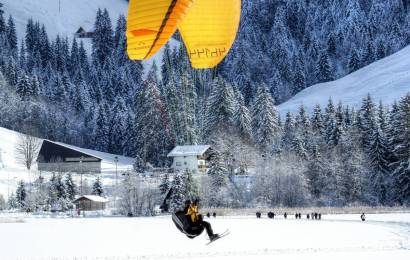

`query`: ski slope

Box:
[1,0,179,76]
[278,45,410,115]
[0,213,409,259]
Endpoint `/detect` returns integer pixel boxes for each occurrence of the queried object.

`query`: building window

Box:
[184,162,187,165]
[176,162,182,166]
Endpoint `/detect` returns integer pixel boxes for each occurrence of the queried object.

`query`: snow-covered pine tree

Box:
[324,98,336,145]
[368,125,390,205]
[109,98,128,154]
[234,92,252,141]
[92,102,110,152]
[169,172,186,212]
[159,172,171,195]
[16,180,27,209]
[281,112,296,151]
[6,16,18,56]
[311,104,324,136]
[359,94,377,150]
[204,77,236,139]
[305,146,324,200]
[390,94,410,204]
[330,102,346,146]
[180,73,197,145]
[92,9,114,66]
[315,51,333,82]
[184,169,199,200]
[92,177,104,197]
[348,48,360,73]
[207,150,228,207]
[65,173,76,201]
[16,74,31,100]
[251,84,279,150]
[0,3,4,35]
[134,67,171,166]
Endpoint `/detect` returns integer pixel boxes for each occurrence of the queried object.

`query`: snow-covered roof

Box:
[44,140,134,166]
[167,145,211,157]
[73,195,109,203]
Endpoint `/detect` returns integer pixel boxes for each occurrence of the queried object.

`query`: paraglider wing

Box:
[178,0,241,69]
[127,0,193,60]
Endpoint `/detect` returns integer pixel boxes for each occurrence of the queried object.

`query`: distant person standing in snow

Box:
[361,213,366,221]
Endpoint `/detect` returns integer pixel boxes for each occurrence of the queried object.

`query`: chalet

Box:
[74,27,94,38]
[36,140,134,173]
[73,195,108,211]
[167,145,211,174]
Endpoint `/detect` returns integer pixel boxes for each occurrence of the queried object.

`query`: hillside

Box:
[1,0,175,74]
[277,45,410,115]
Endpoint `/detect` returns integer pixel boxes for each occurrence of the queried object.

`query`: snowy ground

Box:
[0,213,409,260]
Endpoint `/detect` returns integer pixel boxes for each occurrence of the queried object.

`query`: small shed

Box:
[167,145,211,173]
[74,27,94,38]
[73,195,108,211]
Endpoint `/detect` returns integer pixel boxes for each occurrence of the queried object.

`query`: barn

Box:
[36,140,134,173]
[73,195,108,211]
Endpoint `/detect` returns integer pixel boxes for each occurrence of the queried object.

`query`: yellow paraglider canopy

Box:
[126,0,194,60]
[178,0,241,69]
[126,0,241,69]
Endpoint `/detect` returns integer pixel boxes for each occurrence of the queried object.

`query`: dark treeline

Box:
[0,1,409,207]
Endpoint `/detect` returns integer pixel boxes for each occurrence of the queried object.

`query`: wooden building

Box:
[37,140,103,173]
[73,195,108,211]
[74,27,94,38]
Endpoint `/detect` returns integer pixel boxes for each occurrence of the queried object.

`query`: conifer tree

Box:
[65,173,76,201]
[348,48,360,73]
[204,77,236,138]
[169,173,186,212]
[92,177,104,197]
[251,84,279,150]
[16,180,26,209]
[316,51,333,82]
[369,126,390,204]
[159,173,171,195]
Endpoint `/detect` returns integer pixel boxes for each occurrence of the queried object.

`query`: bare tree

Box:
[15,131,41,170]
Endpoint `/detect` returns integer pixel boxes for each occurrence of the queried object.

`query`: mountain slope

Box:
[277,45,410,115]
[1,0,176,75]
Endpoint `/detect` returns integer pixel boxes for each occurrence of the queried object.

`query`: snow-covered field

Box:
[0,213,409,260]
[278,45,410,115]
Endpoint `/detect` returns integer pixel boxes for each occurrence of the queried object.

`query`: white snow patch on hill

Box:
[278,45,410,115]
